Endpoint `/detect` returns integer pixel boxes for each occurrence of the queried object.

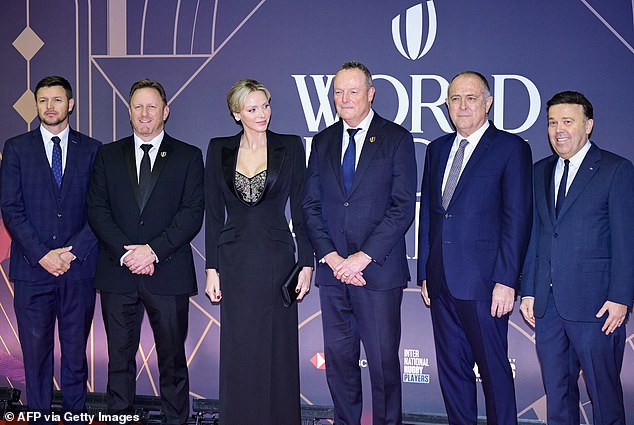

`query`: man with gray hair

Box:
[304,61,417,424]
[417,71,533,424]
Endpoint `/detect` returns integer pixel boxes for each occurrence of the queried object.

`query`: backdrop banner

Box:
[1,1,633,423]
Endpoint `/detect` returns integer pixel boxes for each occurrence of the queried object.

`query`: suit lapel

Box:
[556,144,601,220]
[436,137,453,207]
[447,125,494,207]
[263,131,285,202]
[326,121,346,196]
[545,157,557,224]
[220,132,285,207]
[122,138,142,210]
[59,129,79,202]
[30,130,59,206]
[348,115,382,196]
[221,134,240,200]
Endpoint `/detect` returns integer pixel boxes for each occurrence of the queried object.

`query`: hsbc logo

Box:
[311,352,326,369]
[310,353,369,370]
[392,2,437,60]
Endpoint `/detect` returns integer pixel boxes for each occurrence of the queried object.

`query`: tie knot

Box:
[141,144,153,153]
[459,138,469,148]
[563,159,570,167]
[347,128,360,138]
[51,136,61,145]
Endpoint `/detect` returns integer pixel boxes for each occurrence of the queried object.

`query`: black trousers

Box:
[100,281,190,425]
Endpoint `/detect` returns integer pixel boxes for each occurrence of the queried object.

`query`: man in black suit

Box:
[1,75,100,421]
[88,79,204,424]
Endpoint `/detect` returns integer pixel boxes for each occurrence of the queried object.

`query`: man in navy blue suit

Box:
[303,61,417,425]
[520,91,634,425]
[417,71,533,424]
[0,76,100,419]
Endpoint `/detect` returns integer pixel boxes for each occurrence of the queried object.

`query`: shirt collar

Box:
[456,120,489,145]
[40,124,70,145]
[343,109,374,135]
[134,131,164,151]
[560,141,591,168]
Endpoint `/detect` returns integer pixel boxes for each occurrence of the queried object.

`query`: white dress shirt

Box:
[341,109,375,168]
[553,141,591,205]
[40,125,70,173]
[134,131,164,181]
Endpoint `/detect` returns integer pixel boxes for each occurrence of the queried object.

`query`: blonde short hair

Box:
[227,79,271,118]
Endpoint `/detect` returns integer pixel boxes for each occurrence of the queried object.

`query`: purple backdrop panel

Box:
[1,1,633,423]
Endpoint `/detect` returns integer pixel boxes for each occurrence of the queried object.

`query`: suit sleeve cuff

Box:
[147,244,159,263]
[119,250,132,266]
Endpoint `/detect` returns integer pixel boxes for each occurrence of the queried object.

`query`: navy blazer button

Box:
[343,202,349,207]
[57,213,62,218]
[139,220,144,226]
[52,235,57,240]
[553,233,558,238]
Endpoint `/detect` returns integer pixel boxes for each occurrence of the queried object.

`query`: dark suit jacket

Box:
[417,122,533,300]
[302,112,417,290]
[521,143,634,321]
[1,128,100,281]
[87,134,204,295]
[205,131,313,270]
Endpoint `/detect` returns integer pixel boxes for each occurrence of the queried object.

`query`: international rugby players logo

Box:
[391,2,437,60]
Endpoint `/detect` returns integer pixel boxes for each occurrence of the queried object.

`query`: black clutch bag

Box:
[281,263,301,307]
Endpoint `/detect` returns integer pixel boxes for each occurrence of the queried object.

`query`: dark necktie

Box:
[555,159,570,218]
[342,128,360,194]
[51,136,62,188]
[442,138,469,210]
[139,144,153,200]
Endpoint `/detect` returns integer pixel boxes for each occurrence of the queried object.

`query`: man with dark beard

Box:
[0,76,101,422]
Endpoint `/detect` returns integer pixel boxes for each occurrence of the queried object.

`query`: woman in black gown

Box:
[204,79,313,424]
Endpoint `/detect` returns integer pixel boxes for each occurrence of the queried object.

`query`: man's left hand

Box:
[491,283,515,317]
[123,244,156,274]
[334,251,371,285]
[596,301,628,335]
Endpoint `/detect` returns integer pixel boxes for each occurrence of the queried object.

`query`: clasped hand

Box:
[123,244,155,275]
[39,246,75,277]
[326,251,371,286]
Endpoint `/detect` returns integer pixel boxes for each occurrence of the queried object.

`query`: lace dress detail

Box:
[235,170,266,205]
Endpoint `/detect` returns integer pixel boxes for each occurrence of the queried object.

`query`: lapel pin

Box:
[160,151,167,158]
[369,136,376,143]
